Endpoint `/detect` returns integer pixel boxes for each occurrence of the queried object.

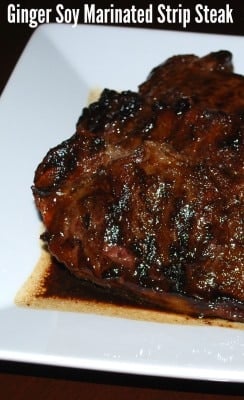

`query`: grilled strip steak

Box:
[33,51,244,322]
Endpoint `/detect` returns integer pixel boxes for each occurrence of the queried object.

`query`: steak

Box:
[33,51,244,322]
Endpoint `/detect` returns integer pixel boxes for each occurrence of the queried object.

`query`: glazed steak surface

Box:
[33,51,244,322]
[140,50,244,114]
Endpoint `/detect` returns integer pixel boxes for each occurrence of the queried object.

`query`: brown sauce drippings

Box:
[43,257,155,310]
[14,247,243,330]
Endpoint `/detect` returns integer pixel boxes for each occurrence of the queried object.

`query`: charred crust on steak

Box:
[78,89,143,133]
[33,51,244,322]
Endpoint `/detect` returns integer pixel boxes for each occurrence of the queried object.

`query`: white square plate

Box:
[0,24,244,382]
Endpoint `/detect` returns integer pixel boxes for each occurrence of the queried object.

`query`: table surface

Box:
[1,360,244,400]
[1,1,244,398]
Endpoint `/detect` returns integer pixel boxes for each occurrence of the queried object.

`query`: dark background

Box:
[1,0,244,398]
[1,0,244,93]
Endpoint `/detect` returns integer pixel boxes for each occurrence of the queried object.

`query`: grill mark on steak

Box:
[33,51,244,322]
